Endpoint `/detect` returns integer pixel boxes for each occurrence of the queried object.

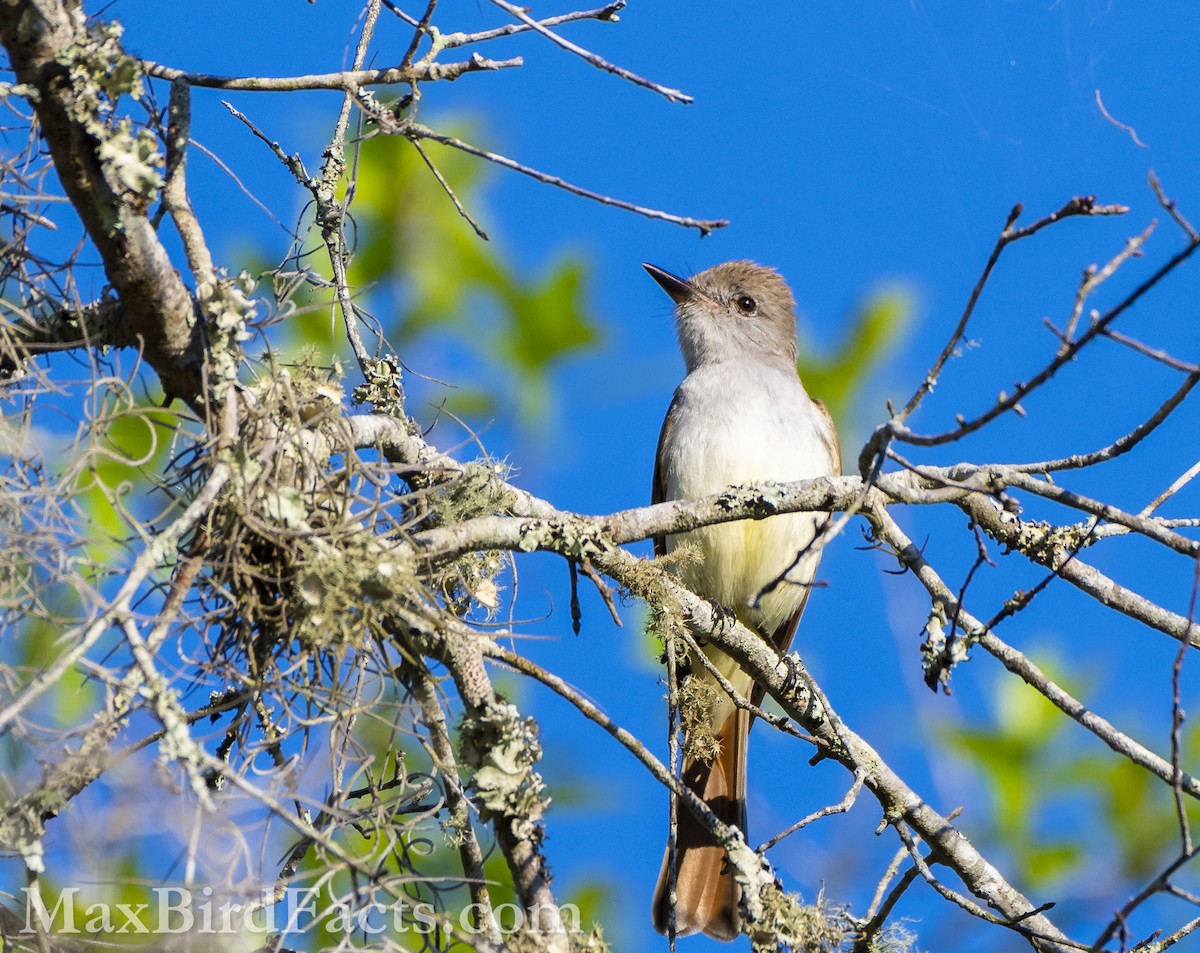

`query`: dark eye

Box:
[734,294,757,315]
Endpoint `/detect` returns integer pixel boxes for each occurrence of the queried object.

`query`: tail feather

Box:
[652,709,749,940]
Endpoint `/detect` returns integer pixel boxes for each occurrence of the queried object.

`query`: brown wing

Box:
[812,397,842,476]
[651,389,684,558]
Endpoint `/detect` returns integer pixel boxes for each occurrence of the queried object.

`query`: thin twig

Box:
[488,0,691,103]
[1060,222,1151,345]
[1141,459,1200,518]
[664,622,681,949]
[405,123,728,236]
[1101,328,1200,373]
[484,641,735,839]
[1094,89,1149,148]
[577,557,622,628]
[0,439,234,733]
[409,137,489,240]
[756,768,865,852]
[1149,171,1200,243]
[161,80,215,282]
[400,0,439,69]
[867,505,1200,796]
[408,661,501,942]
[1011,370,1200,473]
[895,197,1125,427]
[436,2,627,50]
[894,220,1200,449]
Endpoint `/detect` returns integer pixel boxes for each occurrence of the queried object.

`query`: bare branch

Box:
[488,0,691,103]
[144,53,523,91]
[0,3,204,403]
[405,123,729,236]
[1094,89,1150,148]
[435,2,626,49]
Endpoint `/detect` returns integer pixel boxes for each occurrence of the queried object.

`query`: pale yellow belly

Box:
[670,510,820,638]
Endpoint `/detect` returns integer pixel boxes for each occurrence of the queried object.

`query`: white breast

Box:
[660,361,836,636]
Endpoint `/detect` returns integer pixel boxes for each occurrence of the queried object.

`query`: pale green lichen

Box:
[569,923,610,953]
[985,509,1095,571]
[17,827,46,874]
[747,885,852,953]
[58,21,146,117]
[198,271,257,397]
[260,486,310,532]
[352,356,408,418]
[426,462,516,617]
[97,119,163,200]
[55,21,163,226]
[919,599,969,691]
[286,532,420,650]
[678,671,724,764]
[460,702,549,836]
[0,82,38,101]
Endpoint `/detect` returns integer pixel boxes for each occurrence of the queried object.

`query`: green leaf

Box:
[798,286,913,425]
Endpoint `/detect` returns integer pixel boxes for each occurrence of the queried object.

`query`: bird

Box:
[645,260,840,940]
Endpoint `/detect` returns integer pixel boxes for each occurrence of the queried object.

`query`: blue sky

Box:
[55,1,1200,950]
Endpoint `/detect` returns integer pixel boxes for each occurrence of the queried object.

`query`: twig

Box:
[893,221,1199,449]
[1094,89,1149,148]
[0,433,234,733]
[676,625,815,743]
[966,466,1196,556]
[664,619,681,948]
[188,136,296,235]
[1092,846,1200,950]
[307,0,381,377]
[854,808,965,952]
[161,80,216,282]
[1153,916,1200,951]
[568,557,582,635]
[1173,564,1200,852]
[222,101,315,187]
[1101,328,1200,373]
[894,197,1125,427]
[409,136,489,240]
[756,768,865,852]
[866,505,1200,797]
[1149,171,1200,243]
[1011,370,1200,473]
[1060,222,1151,345]
[406,123,728,236]
[890,822,1072,947]
[408,662,501,942]
[1141,459,1200,518]
[577,557,622,628]
[400,0,439,69]
[485,641,716,817]
[435,2,627,50]
[487,0,691,103]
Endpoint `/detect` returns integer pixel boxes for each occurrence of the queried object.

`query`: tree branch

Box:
[0,4,204,404]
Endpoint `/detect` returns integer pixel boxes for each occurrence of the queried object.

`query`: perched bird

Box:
[645,261,840,940]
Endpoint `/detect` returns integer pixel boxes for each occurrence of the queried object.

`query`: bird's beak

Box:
[643,263,696,304]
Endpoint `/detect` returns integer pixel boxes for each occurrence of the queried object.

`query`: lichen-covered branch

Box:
[0,4,203,403]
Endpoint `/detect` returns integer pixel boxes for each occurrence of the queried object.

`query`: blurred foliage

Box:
[943,658,1190,891]
[1,379,181,734]
[797,286,912,450]
[277,126,599,426]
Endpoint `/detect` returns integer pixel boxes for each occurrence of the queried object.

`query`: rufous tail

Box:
[652,708,749,941]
